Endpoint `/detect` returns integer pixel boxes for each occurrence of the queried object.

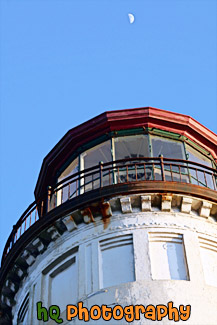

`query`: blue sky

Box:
[0,0,216,258]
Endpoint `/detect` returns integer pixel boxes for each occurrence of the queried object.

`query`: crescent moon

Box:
[128,13,135,24]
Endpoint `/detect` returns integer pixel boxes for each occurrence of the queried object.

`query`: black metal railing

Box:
[2,157,217,265]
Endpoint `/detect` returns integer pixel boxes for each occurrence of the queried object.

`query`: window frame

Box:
[149,232,189,281]
[41,246,79,312]
[99,234,135,289]
[55,129,216,187]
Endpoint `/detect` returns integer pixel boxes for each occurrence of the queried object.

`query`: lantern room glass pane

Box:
[186,145,213,188]
[57,158,79,204]
[81,140,112,191]
[59,158,79,181]
[151,136,185,159]
[186,145,212,167]
[114,135,149,160]
[83,141,112,169]
[114,135,149,182]
[150,136,186,182]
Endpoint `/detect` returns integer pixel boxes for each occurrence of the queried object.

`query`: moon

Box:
[128,13,135,24]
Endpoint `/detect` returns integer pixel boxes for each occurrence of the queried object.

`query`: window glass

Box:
[58,158,79,181]
[186,145,213,188]
[114,135,149,183]
[56,158,79,205]
[81,141,112,191]
[186,145,212,167]
[100,234,135,288]
[150,136,187,182]
[151,136,185,159]
[114,135,149,160]
[149,233,189,280]
[82,140,112,169]
[49,256,78,311]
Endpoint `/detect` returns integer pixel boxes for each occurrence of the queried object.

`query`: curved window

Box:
[58,158,79,182]
[99,234,135,288]
[151,136,185,159]
[114,135,149,182]
[114,135,149,160]
[149,233,189,280]
[58,158,79,204]
[55,132,216,193]
[186,145,214,188]
[49,256,78,311]
[150,136,187,182]
[81,141,112,192]
[82,141,112,169]
[186,145,212,167]
[42,247,79,312]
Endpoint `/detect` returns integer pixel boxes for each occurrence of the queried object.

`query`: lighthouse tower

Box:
[0,107,217,324]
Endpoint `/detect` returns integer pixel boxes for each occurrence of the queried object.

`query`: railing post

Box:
[99,161,103,188]
[160,155,165,181]
[47,186,52,212]
[186,154,192,184]
[40,200,44,217]
[203,171,208,187]
[213,173,217,191]
[12,226,16,246]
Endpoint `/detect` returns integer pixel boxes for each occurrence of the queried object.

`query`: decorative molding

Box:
[199,201,212,218]
[62,215,77,232]
[21,250,35,267]
[46,226,61,241]
[120,197,132,214]
[1,192,217,309]
[141,195,152,212]
[32,238,45,254]
[161,195,172,212]
[81,208,95,224]
[181,197,193,214]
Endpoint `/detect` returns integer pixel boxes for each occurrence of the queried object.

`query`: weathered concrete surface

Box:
[10,194,217,324]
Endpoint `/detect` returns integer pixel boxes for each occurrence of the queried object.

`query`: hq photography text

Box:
[37,301,191,323]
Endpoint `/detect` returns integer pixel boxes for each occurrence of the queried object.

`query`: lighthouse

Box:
[0,107,217,324]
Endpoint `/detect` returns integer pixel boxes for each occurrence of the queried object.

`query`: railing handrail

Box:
[56,162,216,193]
[1,157,217,266]
[56,157,216,187]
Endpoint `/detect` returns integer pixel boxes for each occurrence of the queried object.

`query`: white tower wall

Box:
[12,193,217,324]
